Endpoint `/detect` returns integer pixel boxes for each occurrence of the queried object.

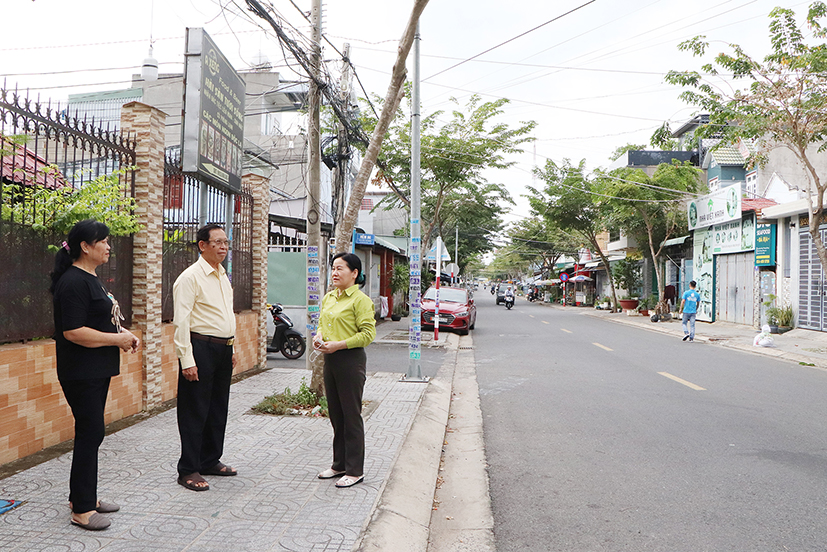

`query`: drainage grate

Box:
[458,346,474,350]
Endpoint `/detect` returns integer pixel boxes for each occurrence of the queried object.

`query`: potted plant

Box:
[775,304,794,333]
[613,258,641,311]
[763,294,793,333]
[637,296,654,316]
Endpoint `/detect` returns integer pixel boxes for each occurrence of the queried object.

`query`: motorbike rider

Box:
[504,287,515,303]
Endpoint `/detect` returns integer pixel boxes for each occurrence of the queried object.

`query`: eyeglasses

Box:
[208,239,231,247]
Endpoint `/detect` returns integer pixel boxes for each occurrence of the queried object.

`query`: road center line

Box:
[592,342,612,351]
[542,321,549,325]
[561,329,572,334]
[529,315,535,318]
[658,372,706,391]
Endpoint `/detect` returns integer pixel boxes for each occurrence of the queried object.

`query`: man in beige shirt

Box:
[173,223,238,491]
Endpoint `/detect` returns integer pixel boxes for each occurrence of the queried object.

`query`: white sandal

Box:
[317,468,346,479]
[335,475,364,488]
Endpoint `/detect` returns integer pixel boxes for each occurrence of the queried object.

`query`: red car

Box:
[421,286,477,335]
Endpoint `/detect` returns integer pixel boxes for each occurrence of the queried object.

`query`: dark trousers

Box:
[323,347,367,476]
[60,377,111,513]
[176,338,234,476]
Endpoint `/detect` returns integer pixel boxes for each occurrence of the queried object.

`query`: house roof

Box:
[708,144,746,166]
[742,198,778,213]
[0,137,68,189]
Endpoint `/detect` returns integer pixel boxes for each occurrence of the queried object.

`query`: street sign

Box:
[445,262,460,276]
[559,273,569,282]
[354,232,375,246]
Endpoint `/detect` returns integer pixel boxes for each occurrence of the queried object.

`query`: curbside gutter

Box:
[354,334,460,551]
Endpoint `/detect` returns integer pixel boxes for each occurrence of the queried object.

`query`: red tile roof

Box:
[742,198,778,213]
[1,136,68,189]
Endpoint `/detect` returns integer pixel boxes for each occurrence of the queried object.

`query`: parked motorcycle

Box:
[527,290,539,302]
[266,303,306,359]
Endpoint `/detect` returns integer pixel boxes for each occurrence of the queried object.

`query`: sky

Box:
[1,0,816,227]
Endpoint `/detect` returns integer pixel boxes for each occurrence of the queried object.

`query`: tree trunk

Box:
[334,0,431,254]
[586,234,619,311]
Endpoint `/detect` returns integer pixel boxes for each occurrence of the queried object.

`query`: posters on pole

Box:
[182,28,245,193]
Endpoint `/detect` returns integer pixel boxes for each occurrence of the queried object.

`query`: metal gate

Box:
[798,228,827,330]
[715,252,755,325]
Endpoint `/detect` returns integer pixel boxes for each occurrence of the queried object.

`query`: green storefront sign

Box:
[755,223,776,266]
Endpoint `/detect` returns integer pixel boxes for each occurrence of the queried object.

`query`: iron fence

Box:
[0,86,135,343]
[161,150,254,321]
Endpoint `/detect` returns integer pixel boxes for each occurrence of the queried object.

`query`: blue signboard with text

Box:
[354,232,375,246]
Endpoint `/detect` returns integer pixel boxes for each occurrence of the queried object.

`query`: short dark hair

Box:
[332,252,366,286]
[196,224,224,250]
[690,280,697,287]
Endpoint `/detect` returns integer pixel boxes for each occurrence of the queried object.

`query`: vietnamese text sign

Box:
[687,185,742,230]
[354,232,375,246]
[755,223,776,266]
[712,214,755,255]
[182,28,245,193]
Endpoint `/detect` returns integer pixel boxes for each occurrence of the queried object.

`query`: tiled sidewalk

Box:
[0,367,428,552]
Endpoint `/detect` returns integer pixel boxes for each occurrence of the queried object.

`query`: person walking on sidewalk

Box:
[680,280,701,342]
[314,253,376,488]
[50,219,141,531]
[173,224,238,492]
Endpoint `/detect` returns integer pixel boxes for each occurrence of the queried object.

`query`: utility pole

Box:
[306,0,323,391]
[404,22,426,382]
[333,44,352,237]
[454,224,458,285]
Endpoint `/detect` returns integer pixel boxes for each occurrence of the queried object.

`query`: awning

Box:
[570,275,593,282]
[661,235,689,247]
[584,260,601,268]
[373,235,402,254]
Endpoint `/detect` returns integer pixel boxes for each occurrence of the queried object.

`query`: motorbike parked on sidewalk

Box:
[266,303,306,359]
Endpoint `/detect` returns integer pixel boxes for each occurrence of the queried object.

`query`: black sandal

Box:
[177,473,210,491]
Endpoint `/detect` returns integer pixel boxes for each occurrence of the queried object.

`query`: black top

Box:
[53,266,121,382]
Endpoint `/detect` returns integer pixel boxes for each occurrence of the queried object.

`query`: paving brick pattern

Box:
[0,368,427,551]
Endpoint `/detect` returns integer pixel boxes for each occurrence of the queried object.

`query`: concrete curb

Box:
[581,308,827,371]
[427,334,496,552]
[354,334,460,552]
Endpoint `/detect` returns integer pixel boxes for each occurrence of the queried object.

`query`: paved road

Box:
[474,297,827,551]
[266,333,447,379]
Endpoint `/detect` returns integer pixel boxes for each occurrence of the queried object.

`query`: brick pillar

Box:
[121,102,166,410]
[244,171,270,369]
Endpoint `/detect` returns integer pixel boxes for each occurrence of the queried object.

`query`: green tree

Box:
[366,93,535,263]
[600,162,703,303]
[609,143,647,162]
[665,2,827,278]
[506,216,579,279]
[529,158,621,310]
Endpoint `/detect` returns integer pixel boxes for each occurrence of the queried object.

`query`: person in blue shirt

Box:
[680,280,701,341]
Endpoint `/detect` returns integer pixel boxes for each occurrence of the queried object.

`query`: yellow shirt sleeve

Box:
[173,268,198,369]
[345,292,376,350]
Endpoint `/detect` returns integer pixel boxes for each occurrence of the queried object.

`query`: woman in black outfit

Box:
[50,219,140,531]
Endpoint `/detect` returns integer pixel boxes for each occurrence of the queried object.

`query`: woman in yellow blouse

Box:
[314,253,376,488]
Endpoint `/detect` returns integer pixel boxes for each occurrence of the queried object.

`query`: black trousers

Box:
[176,338,234,476]
[60,377,111,513]
[323,347,367,476]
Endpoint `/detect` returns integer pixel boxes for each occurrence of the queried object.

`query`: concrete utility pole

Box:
[405,22,425,382]
[333,44,352,236]
[306,0,323,390]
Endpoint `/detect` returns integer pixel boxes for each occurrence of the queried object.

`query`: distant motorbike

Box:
[266,303,306,359]
[490,286,495,295]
